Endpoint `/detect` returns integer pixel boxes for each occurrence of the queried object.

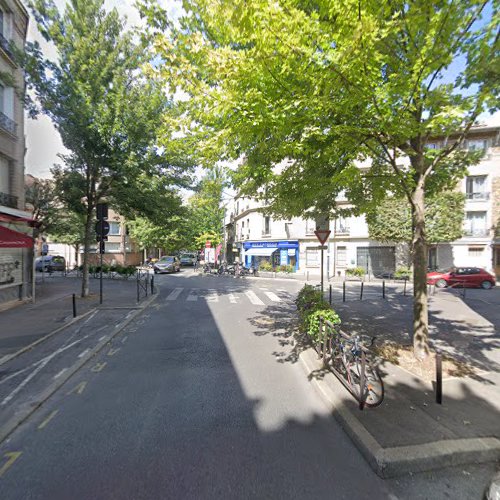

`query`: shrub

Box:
[258,261,274,272]
[278,264,294,273]
[305,308,341,342]
[346,266,365,278]
[295,284,321,311]
[394,266,411,279]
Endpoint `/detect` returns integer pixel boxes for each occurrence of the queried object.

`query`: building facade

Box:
[226,120,500,279]
[0,1,32,308]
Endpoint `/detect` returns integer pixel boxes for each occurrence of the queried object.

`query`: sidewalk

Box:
[299,289,500,478]
[0,274,149,359]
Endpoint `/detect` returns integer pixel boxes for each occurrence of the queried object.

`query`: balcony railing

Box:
[0,191,18,208]
[464,228,489,237]
[0,111,17,135]
[466,192,490,200]
[0,33,14,61]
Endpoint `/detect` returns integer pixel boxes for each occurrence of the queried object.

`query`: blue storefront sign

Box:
[243,240,299,270]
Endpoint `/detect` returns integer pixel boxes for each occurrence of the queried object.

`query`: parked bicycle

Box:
[320,319,384,408]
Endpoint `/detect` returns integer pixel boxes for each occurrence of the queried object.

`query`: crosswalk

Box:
[164,287,291,307]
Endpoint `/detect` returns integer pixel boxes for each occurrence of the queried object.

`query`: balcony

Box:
[0,191,18,208]
[464,228,489,238]
[466,192,490,200]
[0,111,16,135]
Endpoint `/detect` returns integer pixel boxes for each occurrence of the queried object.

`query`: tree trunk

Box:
[411,182,430,359]
[81,205,93,297]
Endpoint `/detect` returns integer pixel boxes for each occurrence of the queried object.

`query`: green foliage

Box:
[277,264,294,274]
[258,260,274,272]
[367,193,466,244]
[394,267,412,280]
[346,267,366,278]
[305,309,342,343]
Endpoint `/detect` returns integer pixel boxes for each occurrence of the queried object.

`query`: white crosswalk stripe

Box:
[187,290,198,301]
[264,291,280,302]
[228,293,238,304]
[167,288,184,301]
[245,290,265,306]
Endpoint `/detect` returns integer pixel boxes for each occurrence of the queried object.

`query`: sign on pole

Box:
[314,230,331,245]
[205,241,211,248]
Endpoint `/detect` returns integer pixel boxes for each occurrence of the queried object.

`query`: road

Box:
[0,270,492,499]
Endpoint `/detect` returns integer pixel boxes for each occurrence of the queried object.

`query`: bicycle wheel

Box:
[345,357,384,408]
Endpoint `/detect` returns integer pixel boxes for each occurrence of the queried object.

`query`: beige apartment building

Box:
[0,0,32,308]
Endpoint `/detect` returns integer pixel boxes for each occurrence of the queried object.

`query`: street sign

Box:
[314,230,331,245]
[95,221,110,237]
[205,241,211,248]
[96,203,108,221]
[98,240,105,254]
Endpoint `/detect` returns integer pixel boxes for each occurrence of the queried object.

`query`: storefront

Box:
[243,240,299,271]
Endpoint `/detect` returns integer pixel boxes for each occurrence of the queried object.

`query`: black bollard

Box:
[329,284,332,305]
[382,280,385,299]
[360,281,364,300]
[343,281,346,302]
[72,293,77,318]
[436,352,442,404]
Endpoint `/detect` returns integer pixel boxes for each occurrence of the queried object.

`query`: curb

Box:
[0,290,159,445]
[299,347,500,478]
[0,308,98,368]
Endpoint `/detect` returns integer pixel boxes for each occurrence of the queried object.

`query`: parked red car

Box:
[427,267,496,289]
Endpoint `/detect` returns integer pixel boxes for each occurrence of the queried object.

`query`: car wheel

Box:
[481,280,493,290]
[435,279,447,288]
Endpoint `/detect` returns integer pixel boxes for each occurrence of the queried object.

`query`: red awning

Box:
[0,225,33,248]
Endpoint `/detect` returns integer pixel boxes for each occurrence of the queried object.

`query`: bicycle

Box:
[322,320,384,408]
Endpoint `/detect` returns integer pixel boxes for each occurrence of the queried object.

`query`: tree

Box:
[366,193,466,245]
[142,0,499,358]
[24,0,189,297]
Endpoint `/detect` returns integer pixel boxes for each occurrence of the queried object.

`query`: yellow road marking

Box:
[0,452,22,478]
[91,362,107,373]
[38,410,59,430]
[107,348,121,356]
[66,381,87,395]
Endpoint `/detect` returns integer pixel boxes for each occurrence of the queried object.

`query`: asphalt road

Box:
[0,269,493,499]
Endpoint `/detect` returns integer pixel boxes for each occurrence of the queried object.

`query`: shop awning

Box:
[0,225,33,248]
[245,247,277,257]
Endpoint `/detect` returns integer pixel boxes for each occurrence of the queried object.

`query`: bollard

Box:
[360,281,364,300]
[436,352,442,404]
[151,274,155,294]
[382,280,385,299]
[329,284,332,305]
[343,281,346,302]
[136,276,140,302]
[145,272,149,297]
[72,293,77,318]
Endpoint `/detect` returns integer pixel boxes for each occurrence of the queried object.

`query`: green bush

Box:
[394,266,411,279]
[258,261,274,272]
[295,284,322,311]
[346,266,365,278]
[305,308,341,342]
[278,264,294,273]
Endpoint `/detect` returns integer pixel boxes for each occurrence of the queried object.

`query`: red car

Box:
[427,267,496,289]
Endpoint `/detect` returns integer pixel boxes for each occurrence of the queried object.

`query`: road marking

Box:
[99,335,107,341]
[206,289,218,302]
[228,293,238,304]
[67,381,87,395]
[0,452,22,478]
[38,410,59,430]
[83,311,98,324]
[53,368,68,379]
[121,336,128,344]
[187,290,198,301]
[78,348,90,358]
[91,362,107,373]
[167,288,183,301]
[107,347,120,356]
[245,290,265,306]
[264,291,281,302]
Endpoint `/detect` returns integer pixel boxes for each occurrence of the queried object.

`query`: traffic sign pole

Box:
[314,230,331,299]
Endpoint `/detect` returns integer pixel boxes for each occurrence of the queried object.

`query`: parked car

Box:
[153,256,180,274]
[35,255,66,272]
[179,252,197,266]
[427,267,496,289]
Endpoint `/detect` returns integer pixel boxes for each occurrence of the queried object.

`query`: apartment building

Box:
[0,1,32,307]
[226,118,500,278]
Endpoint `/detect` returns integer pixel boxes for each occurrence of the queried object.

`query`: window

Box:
[336,246,347,267]
[236,201,239,214]
[263,216,271,235]
[466,176,488,200]
[467,139,488,152]
[105,242,120,253]
[336,217,349,234]
[0,155,9,192]
[306,248,319,267]
[108,222,121,236]
[468,247,484,257]
[464,211,487,237]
